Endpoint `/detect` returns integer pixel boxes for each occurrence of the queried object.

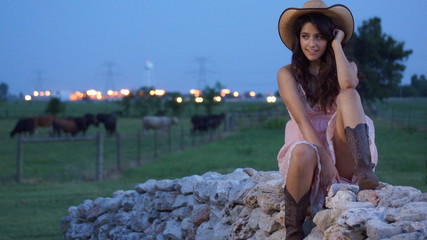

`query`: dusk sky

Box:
[1,0,425,96]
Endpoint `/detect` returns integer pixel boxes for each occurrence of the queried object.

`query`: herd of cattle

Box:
[9,113,227,138]
[9,113,117,138]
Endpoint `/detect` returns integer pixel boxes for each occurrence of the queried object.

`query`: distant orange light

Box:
[190,89,201,97]
[249,91,256,97]
[45,91,51,96]
[69,91,85,101]
[221,89,231,97]
[33,91,39,97]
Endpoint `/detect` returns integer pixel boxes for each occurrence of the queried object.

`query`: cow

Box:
[191,113,225,134]
[53,118,83,137]
[52,114,95,137]
[33,115,55,128]
[142,116,179,134]
[30,115,56,136]
[10,118,36,138]
[96,113,117,136]
[82,113,97,133]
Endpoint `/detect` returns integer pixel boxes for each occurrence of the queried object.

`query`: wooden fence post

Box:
[137,130,142,166]
[96,133,104,181]
[168,127,172,153]
[116,132,122,171]
[16,137,23,183]
[154,130,158,158]
[180,125,184,150]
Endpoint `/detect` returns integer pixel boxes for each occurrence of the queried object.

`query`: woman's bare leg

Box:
[286,144,317,202]
[334,88,379,189]
[334,88,366,180]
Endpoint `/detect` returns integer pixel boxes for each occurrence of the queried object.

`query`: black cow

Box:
[10,118,36,138]
[82,113,97,133]
[191,113,225,134]
[96,113,117,136]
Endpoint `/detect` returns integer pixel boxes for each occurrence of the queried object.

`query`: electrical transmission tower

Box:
[103,62,116,92]
[35,70,44,91]
[190,57,216,90]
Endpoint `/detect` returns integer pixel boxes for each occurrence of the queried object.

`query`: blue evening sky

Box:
[1,0,425,96]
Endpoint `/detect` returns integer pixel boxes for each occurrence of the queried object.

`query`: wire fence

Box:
[14,108,287,183]
[373,107,427,130]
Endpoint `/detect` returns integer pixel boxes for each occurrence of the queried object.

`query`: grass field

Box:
[0,98,426,239]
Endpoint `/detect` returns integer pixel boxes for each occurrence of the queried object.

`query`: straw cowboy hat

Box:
[278,0,354,50]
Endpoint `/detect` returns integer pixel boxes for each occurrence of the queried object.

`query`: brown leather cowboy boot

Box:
[345,123,380,190]
[284,187,311,240]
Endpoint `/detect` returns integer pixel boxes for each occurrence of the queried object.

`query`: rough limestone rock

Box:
[61,169,427,240]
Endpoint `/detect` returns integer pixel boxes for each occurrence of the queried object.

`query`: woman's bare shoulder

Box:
[278,64,292,73]
[277,64,294,82]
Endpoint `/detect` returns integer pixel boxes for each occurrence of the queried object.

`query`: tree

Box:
[164,92,186,117]
[133,86,164,116]
[0,82,8,102]
[201,82,224,115]
[347,17,413,102]
[45,97,65,116]
[410,74,427,97]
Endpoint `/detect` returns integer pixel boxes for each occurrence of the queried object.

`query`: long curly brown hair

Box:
[290,13,340,112]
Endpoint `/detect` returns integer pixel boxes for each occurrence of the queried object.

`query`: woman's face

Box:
[299,22,328,63]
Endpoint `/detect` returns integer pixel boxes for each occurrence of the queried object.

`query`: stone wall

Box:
[61,168,427,240]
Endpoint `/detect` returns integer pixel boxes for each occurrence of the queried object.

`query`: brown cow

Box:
[53,118,81,137]
[32,115,55,128]
[52,114,96,137]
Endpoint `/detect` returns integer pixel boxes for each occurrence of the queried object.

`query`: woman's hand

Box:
[333,28,345,45]
[318,147,340,191]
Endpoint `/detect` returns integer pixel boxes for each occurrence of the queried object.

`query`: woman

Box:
[276,0,380,239]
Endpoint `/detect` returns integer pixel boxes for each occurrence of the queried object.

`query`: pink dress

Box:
[277,84,378,214]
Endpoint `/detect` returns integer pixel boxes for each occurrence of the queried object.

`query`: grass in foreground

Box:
[0,118,426,239]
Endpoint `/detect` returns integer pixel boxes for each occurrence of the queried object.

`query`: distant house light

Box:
[266,96,277,103]
[195,97,204,103]
[120,89,130,96]
[213,96,222,102]
[24,95,32,101]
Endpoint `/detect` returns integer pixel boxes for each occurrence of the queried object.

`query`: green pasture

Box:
[0,98,426,240]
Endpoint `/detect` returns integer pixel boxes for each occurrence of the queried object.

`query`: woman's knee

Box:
[336,88,361,105]
[290,144,317,173]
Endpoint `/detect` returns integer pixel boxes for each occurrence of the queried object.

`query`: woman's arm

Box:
[277,65,324,147]
[277,65,339,188]
[332,29,359,89]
